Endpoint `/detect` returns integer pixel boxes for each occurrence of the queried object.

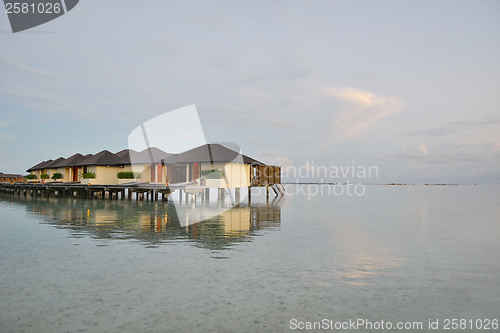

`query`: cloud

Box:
[0,58,56,80]
[0,132,15,143]
[155,36,192,55]
[253,153,292,167]
[265,117,294,129]
[412,118,500,137]
[205,43,318,87]
[0,87,99,118]
[488,139,500,156]
[322,87,404,142]
[387,142,494,167]
[389,142,429,159]
[245,136,270,143]
[448,144,486,161]
[276,156,292,167]
[0,59,102,119]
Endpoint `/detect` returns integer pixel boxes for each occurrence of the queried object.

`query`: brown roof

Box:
[242,154,264,165]
[59,153,92,167]
[77,150,122,166]
[24,144,266,172]
[168,143,263,165]
[26,160,49,172]
[0,172,24,178]
[115,149,131,158]
[44,157,66,169]
[129,147,173,164]
[27,159,54,172]
[115,149,138,164]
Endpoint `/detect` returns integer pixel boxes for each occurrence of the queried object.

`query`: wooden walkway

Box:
[0,182,286,202]
[0,182,174,201]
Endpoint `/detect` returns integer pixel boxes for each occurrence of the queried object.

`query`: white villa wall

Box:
[28,161,252,187]
[121,164,153,183]
[56,167,69,181]
[81,164,155,185]
[199,162,250,188]
[85,166,120,185]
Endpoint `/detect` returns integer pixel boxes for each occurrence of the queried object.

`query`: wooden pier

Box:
[0,182,173,201]
[0,181,286,202]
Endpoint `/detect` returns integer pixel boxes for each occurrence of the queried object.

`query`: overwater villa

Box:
[25,144,281,189]
[0,172,25,183]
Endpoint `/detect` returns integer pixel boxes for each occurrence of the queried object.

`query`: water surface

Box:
[1,185,499,332]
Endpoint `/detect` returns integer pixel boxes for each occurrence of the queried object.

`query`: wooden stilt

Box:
[271,184,279,198]
[235,188,240,203]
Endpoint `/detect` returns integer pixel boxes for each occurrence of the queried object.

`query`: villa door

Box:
[192,163,199,181]
[150,163,156,183]
[157,164,163,183]
[170,165,186,183]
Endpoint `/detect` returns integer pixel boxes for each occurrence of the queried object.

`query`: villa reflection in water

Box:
[3,194,281,251]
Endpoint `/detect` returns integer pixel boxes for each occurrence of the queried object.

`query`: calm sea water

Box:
[0,185,499,332]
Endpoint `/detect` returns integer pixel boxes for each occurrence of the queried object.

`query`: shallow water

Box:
[0,185,499,332]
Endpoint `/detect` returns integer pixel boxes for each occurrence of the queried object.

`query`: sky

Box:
[0,0,499,183]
